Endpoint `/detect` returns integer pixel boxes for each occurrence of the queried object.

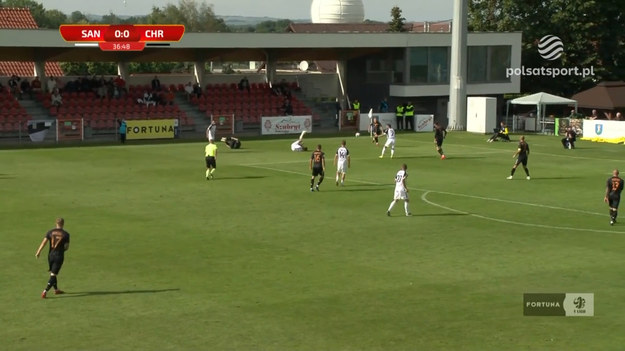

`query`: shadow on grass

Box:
[0,174,14,179]
[56,288,180,298]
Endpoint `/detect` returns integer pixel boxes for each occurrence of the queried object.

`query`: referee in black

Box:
[605,169,624,225]
[35,217,70,298]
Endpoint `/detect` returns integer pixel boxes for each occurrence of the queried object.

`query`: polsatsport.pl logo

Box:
[506,34,595,79]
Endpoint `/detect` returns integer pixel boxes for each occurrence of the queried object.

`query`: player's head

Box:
[386,124,391,129]
[401,164,407,171]
[209,139,214,144]
[341,140,346,146]
[434,122,439,127]
[316,144,322,151]
[520,135,525,142]
[613,169,619,177]
[55,217,64,228]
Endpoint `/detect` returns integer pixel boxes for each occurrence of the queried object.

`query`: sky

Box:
[38,0,453,22]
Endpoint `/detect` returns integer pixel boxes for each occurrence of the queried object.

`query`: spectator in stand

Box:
[283,99,293,115]
[184,82,194,100]
[8,74,20,96]
[379,97,389,113]
[587,109,599,120]
[151,75,161,91]
[46,76,57,93]
[113,75,126,96]
[31,77,42,95]
[165,88,175,105]
[20,79,32,99]
[193,82,202,98]
[238,76,250,93]
[51,88,62,112]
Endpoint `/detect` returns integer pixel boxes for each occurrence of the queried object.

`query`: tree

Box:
[388,6,406,32]
[143,0,228,32]
[255,19,292,33]
[468,0,625,96]
[69,11,88,24]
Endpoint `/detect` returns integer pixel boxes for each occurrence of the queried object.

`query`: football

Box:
[355,132,360,137]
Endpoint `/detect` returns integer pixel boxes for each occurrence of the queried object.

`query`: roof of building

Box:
[0,8,64,77]
[287,21,451,33]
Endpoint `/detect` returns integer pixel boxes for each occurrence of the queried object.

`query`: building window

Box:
[489,46,511,81]
[409,47,428,83]
[409,47,449,84]
[468,45,511,83]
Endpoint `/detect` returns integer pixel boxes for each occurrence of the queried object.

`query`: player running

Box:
[434,122,447,159]
[334,140,351,186]
[387,164,411,217]
[379,124,396,159]
[370,117,382,146]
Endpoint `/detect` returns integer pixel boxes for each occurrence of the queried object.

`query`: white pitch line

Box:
[421,191,623,234]
[244,164,621,233]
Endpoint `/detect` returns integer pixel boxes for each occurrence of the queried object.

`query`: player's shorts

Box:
[435,138,443,147]
[609,193,621,209]
[312,167,324,177]
[205,156,216,168]
[515,156,528,167]
[291,143,303,151]
[384,139,395,148]
[48,252,64,275]
[394,189,408,200]
[337,160,348,174]
[232,141,241,149]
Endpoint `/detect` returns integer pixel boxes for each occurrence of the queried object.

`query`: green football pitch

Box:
[2,132,624,350]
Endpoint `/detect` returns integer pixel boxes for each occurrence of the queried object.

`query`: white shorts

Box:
[337,160,348,173]
[291,142,303,151]
[385,139,395,148]
[394,189,408,200]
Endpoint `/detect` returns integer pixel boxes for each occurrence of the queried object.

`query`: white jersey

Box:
[393,169,408,200]
[291,140,303,151]
[206,124,216,141]
[386,128,396,140]
[336,146,349,173]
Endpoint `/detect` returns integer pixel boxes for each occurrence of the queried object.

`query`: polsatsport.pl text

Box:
[506,66,595,78]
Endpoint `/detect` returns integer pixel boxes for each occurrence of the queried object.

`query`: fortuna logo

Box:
[538,35,564,60]
[595,124,603,135]
[526,301,561,307]
[574,296,585,309]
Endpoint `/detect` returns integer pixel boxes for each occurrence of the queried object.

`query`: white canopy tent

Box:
[507,92,578,133]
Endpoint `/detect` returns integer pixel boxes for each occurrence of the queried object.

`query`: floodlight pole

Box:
[448,0,468,130]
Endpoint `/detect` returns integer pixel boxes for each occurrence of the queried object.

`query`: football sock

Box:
[318,175,324,185]
[524,167,530,176]
[391,148,395,157]
[404,201,410,214]
[205,169,210,178]
[310,178,315,187]
[387,200,396,212]
[381,146,386,156]
[438,148,444,155]
[46,275,57,291]
[615,210,618,221]
[336,175,339,183]
[510,168,516,176]
[210,169,215,174]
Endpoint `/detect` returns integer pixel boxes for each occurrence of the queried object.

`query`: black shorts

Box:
[435,138,443,147]
[232,141,241,149]
[312,167,324,177]
[205,156,216,168]
[48,253,64,275]
[609,193,621,209]
[515,156,528,167]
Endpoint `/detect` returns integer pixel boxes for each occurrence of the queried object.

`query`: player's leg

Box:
[205,157,211,179]
[404,199,411,216]
[508,160,520,179]
[209,158,216,178]
[387,200,396,216]
[310,174,315,191]
[390,141,395,158]
[335,170,340,186]
[522,159,530,179]
[380,144,386,158]
[341,171,346,185]
[316,170,324,190]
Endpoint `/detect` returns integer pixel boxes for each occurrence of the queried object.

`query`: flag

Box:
[27,120,52,142]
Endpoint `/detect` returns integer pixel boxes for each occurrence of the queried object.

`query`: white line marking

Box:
[421,191,623,234]
[244,164,622,233]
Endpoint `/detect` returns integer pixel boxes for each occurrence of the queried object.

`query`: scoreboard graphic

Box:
[59,25,185,51]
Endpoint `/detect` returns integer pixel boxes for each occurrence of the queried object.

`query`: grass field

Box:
[2,131,625,350]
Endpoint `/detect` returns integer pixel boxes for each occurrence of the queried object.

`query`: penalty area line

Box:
[421,191,624,234]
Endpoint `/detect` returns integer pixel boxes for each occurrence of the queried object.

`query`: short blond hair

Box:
[56,217,64,226]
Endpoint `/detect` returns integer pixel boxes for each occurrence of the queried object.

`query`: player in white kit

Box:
[379,124,396,158]
[291,131,308,151]
[387,163,411,216]
[333,140,351,186]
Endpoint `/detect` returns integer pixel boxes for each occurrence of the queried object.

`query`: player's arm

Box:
[605,181,611,202]
[35,237,48,258]
[309,157,313,170]
[333,153,338,166]
[512,148,520,158]
[402,176,408,192]
[347,155,351,168]
[322,156,326,171]
[443,129,447,138]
